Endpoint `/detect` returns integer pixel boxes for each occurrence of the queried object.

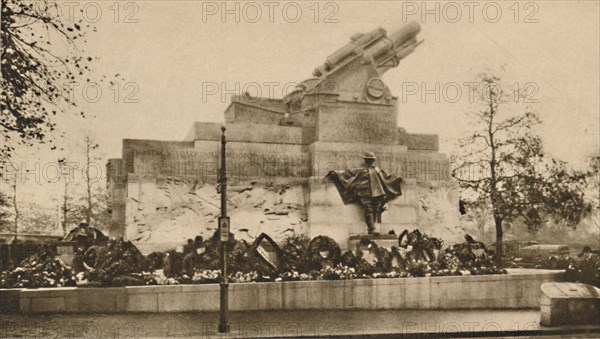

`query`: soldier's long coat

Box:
[326,166,403,204]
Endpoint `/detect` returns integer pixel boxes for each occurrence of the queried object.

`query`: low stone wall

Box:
[1,269,563,314]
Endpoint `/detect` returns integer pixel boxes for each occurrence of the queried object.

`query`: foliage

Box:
[64,223,107,247]
[405,261,430,277]
[277,270,312,282]
[82,239,145,286]
[191,269,221,284]
[1,229,509,288]
[0,199,63,235]
[531,255,574,270]
[0,191,13,232]
[195,229,266,275]
[1,0,96,158]
[318,265,356,280]
[585,157,600,231]
[566,253,600,287]
[0,248,76,288]
[305,235,341,271]
[280,233,311,272]
[56,135,110,231]
[81,133,102,226]
[66,189,111,230]
[14,202,60,234]
[400,229,442,262]
[453,70,591,259]
[228,271,260,283]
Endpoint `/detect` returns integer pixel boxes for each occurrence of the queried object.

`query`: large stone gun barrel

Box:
[313,21,422,77]
[371,20,421,63]
[317,27,386,74]
[285,21,423,108]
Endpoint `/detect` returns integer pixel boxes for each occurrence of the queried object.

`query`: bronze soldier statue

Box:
[327,152,403,234]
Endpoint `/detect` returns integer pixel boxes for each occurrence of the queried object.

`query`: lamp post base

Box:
[218,282,229,333]
[218,323,229,333]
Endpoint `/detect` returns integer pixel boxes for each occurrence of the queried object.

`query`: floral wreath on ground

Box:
[0,227,523,288]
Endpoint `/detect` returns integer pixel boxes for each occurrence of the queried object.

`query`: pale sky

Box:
[2,0,599,209]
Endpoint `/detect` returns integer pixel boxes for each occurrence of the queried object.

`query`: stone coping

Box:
[1,269,564,314]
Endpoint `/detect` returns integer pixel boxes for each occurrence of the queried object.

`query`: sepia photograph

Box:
[1,0,599,338]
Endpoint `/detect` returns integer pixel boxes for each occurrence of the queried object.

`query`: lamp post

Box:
[218,126,230,333]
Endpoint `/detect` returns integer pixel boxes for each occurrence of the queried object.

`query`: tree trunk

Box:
[494,215,504,266]
[86,138,92,226]
[63,180,68,236]
[87,180,91,226]
[13,182,18,241]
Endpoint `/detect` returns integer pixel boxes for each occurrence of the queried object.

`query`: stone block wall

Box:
[3,270,564,314]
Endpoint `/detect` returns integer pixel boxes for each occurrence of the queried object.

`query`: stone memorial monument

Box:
[107,21,460,253]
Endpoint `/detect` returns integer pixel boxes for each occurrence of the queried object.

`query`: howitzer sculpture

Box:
[285,21,422,109]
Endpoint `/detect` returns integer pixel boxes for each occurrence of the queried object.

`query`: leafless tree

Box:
[453,71,590,261]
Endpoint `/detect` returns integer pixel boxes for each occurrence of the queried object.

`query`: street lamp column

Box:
[218,126,230,333]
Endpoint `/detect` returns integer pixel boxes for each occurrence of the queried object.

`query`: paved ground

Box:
[1,309,599,338]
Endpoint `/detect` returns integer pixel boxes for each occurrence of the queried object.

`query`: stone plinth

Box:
[186,122,308,145]
[107,94,459,251]
[540,282,600,326]
[307,181,460,249]
[315,102,399,145]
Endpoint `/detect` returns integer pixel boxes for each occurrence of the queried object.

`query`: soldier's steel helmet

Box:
[362,151,376,160]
